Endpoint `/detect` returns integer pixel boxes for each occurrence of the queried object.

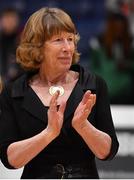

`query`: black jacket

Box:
[0,64,119,178]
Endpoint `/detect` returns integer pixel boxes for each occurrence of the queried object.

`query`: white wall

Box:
[111,105,134,129]
[0,161,23,179]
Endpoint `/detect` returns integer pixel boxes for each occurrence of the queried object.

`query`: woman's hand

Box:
[47,91,66,138]
[72,90,96,130]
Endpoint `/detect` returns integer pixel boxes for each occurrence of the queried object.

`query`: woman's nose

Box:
[62,39,71,51]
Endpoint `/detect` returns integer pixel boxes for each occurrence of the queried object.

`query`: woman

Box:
[0,7,119,179]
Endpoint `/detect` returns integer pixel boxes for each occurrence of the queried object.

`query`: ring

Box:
[84,109,89,113]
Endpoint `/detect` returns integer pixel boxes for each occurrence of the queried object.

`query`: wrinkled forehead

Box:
[46,32,75,42]
[43,12,76,40]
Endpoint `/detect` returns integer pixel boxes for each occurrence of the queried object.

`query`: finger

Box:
[58,101,66,114]
[76,95,96,119]
[49,91,60,111]
[90,94,96,107]
[92,94,96,105]
[81,107,89,114]
[80,105,90,118]
[81,90,91,104]
[86,94,96,111]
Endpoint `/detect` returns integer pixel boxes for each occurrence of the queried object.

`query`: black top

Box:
[0,64,119,178]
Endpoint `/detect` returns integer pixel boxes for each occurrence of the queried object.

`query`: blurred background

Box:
[0,0,134,178]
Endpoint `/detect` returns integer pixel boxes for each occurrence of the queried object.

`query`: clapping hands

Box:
[72,90,96,130]
[47,90,96,137]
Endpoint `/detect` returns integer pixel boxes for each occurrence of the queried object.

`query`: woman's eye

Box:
[55,38,62,42]
[68,37,73,41]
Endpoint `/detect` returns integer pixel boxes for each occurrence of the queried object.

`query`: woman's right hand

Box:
[47,91,66,138]
[6,91,66,169]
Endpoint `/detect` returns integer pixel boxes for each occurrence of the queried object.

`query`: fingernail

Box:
[87,90,91,93]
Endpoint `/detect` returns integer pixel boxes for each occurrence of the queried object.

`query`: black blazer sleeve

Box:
[95,75,119,160]
[0,85,20,169]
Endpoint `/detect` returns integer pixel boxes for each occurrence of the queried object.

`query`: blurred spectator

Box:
[105,0,119,12]
[89,12,134,104]
[0,7,23,84]
[106,0,134,37]
[0,76,2,93]
[127,0,134,38]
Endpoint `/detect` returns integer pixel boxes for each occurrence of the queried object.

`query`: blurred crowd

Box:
[0,0,134,104]
[90,0,134,104]
[89,11,134,104]
[0,7,23,84]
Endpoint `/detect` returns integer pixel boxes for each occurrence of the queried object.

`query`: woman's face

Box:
[42,31,75,73]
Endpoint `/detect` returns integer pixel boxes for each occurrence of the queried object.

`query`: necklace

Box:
[49,86,65,96]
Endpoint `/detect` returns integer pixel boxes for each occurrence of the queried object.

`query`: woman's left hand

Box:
[72,90,96,130]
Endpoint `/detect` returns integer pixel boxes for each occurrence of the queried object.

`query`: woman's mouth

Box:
[59,57,72,64]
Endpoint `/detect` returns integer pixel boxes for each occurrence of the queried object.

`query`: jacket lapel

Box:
[22,88,48,123]
[64,82,84,121]
[11,73,48,123]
